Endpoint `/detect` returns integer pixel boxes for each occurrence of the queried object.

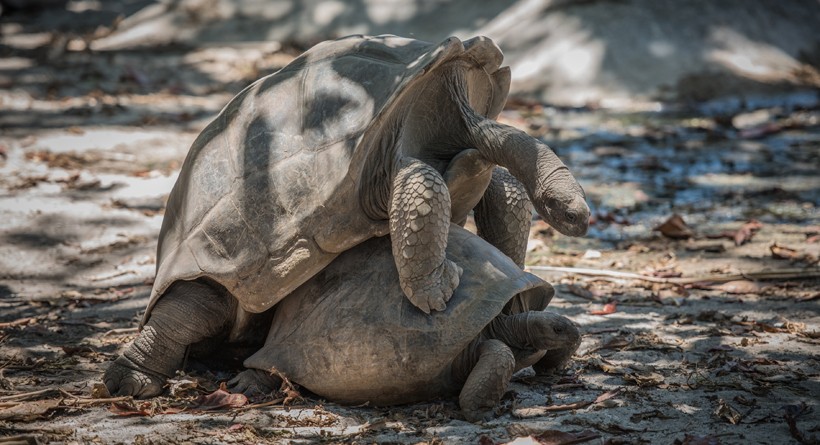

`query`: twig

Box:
[0,318,37,329]
[0,388,56,402]
[103,327,139,336]
[526,266,820,285]
[61,396,132,406]
[0,434,43,444]
[236,397,285,411]
[513,388,621,418]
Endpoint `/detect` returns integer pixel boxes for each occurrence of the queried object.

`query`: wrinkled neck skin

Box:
[467,118,589,237]
[483,312,565,352]
[451,311,565,384]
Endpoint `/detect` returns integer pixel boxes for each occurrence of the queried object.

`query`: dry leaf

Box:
[190,388,248,411]
[714,399,742,424]
[623,371,665,387]
[733,220,763,246]
[654,214,694,239]
[109,401,154,417]
[770,243,819,264]
[589,302,617,315]
[0,399,61,421]
[713,280,764,294]
[91,383,111,399]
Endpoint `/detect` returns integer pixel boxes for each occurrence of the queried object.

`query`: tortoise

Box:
[229,224,581,422]
[103,34,588,397]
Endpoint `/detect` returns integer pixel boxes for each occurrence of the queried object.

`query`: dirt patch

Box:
[1,5,819,445]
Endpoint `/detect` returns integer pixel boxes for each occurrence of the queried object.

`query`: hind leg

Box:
[104,280,233,397]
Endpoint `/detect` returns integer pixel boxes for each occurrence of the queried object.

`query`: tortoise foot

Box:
[103,356,166,398]
[402,259,462,314]
[227,369,282,396]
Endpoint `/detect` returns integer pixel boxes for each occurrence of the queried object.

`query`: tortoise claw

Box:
[103,357,166,398]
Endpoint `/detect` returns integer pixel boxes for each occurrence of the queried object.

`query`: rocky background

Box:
[0,1,818,444]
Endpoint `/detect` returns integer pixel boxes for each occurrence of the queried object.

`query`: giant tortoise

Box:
[104,34,588,397]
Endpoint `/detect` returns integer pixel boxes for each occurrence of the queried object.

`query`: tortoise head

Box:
[526,311,581,351]
[468,118,590,237]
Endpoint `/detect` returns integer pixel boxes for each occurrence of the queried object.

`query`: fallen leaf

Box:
[109,401,153,417]
[190,388,248,411]
[712,280,764,294]
[0,399,61,421]
[733,220,763,246]
[91,383,111,399]
[654,214,694,239]
[623,371,665,387]
[168,377,199,398]
[770,243,819,264]
[714,399,742,424]
[589,302,617,315]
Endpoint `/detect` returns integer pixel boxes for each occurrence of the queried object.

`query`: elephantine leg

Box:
[104,280,233,397]
[458,339,516,422]
[390,157,462,314]
[227,369,283,396]
[474,167,532,267]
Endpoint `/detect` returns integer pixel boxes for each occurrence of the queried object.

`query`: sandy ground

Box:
[1,6,820,445]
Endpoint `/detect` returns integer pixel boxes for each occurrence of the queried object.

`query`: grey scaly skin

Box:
[453,311,580,422]
[390,158,462,313]
[104,281,233,397]
[474,168,533,268]
[104,35,589,399]
[228,310,580,422]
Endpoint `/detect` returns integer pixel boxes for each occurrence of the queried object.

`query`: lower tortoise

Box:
[112,225,582,421]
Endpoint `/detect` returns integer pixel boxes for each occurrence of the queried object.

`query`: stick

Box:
[0,318,36,329]
[513,389,621,418]
[526,266,820,285]
[103,327,139,336]
[0,388,56,402]
[236,397,285,411]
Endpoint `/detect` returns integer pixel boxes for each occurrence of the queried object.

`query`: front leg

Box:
[104,280,233,397]
[390,157,462,314]
[474,167,533,268]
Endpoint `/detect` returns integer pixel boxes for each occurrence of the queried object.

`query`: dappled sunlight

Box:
[0,2,818,444]
[707,26,817,85]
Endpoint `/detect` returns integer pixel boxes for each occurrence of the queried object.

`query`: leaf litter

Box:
[0,15,818,443]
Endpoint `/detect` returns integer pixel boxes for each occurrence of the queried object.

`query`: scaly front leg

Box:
[474,167,532,267]
[390,157,462,314]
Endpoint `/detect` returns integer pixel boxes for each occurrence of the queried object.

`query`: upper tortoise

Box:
[104,34,589,397]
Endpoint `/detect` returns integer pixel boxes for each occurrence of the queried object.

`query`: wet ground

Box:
[1,5,819,445]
